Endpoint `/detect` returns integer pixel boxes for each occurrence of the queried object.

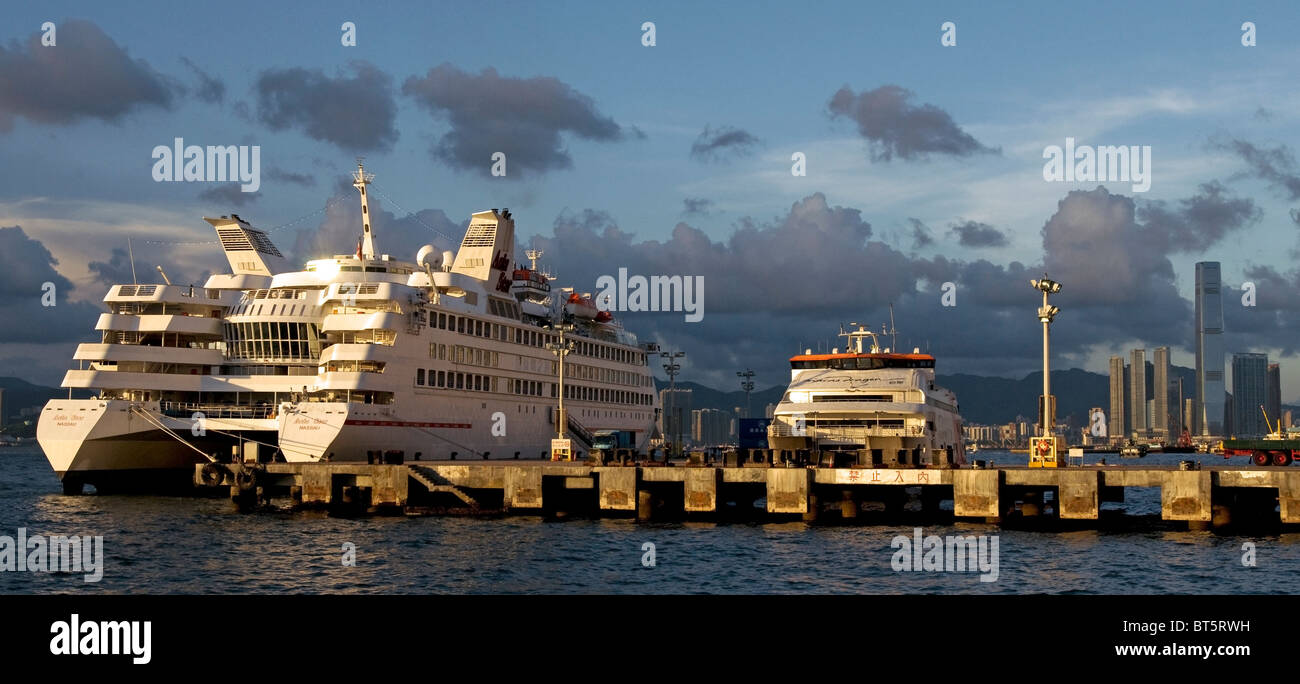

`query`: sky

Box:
[3,1,1300,402]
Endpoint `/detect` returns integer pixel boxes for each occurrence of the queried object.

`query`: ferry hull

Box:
[36,399,247,492]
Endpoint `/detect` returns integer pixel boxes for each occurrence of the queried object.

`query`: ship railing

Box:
[768,423,923,438]
[158,401,277,419]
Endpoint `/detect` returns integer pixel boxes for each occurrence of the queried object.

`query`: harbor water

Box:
[2,445,1298,594]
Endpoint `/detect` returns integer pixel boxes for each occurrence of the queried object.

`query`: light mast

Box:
[353,159,376,260]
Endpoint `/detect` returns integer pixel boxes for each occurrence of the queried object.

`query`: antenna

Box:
[525,248,543,271]
[155,266,172,286]
[127,236,137,285]
[889,303,897,352]
[352,158,376,260]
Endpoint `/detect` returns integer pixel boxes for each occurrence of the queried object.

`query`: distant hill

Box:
[0,376,71,430]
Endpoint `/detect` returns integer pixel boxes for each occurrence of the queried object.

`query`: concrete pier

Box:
[194,460,1300,529]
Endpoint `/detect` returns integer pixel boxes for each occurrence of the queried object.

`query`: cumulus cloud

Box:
[828,84,997,161]
[689,125,760,162]
[0,19,176,132]
[0,226,103,344]
[180,56,225,104]
[948,220,1008,248]
[517,181,1260,388]
[254,61,398,152]
[86,245,211,290]
[289,178,464,263]
[402,63,635,176]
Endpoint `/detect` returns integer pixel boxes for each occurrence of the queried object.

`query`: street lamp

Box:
[737,368,755,419]
[1030,275,1062,467]
[546,323,576,460]
[661,350,686,461]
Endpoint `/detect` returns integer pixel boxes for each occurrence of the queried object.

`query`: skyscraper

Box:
[1195,262,1225,435]
[1232,353,1268,437]
[1267,363,1281,430]
[1108,355,1125,442]
[1130,348,1147,437]
[1153,347,1169,439]
[659,388,692,444]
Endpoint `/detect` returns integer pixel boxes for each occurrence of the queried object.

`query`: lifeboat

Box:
[566,292,599,319]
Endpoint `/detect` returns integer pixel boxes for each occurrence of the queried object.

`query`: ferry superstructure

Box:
[767,325,964,467]
[38,164,660,492]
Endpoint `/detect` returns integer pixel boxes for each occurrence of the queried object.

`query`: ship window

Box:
[457,318,466,334]
[455,373,464,389]
[437,371,445,387]
[417,369,425,385]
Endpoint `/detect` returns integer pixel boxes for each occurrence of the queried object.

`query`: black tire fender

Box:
[199,463,225,486]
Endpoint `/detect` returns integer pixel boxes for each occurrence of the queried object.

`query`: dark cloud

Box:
[1137,181,1262,252]
[518,181,1260,388]
[1043,185,1256,306]
[197,184,259,207]
[948,220,1008,248]
[402,63,634,177]
[86,246,211,290]
[254,61,398,152]
[907,218,934,249]
[266,167,316,187]
[1212,138,1300,201]
[0,19,176,132]
[827,84,997,161]
[682,198,714,216]
[290,177,464,263]
[180,57,225,104]
[0,226,102,344]
[689,125,760,162]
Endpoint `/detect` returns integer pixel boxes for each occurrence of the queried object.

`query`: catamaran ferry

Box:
[767,325,964,467]
[37,164,660,492]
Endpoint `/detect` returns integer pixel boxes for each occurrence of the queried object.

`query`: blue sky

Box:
[3,1,1300,402]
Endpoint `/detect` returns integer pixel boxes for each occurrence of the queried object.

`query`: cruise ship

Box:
[767,325,964,467]
[37,164,661,493]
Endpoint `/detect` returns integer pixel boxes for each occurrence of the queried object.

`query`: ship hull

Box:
[279,399,653,462]
[36,399,248,492]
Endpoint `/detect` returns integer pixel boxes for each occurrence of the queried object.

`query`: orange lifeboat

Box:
[566,292,599,319]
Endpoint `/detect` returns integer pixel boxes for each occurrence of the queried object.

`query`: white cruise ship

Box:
[38,164,660,492]
[767,325,964,467]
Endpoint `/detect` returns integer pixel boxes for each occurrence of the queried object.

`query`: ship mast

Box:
[353,159,376,260]
[525,248,543,271]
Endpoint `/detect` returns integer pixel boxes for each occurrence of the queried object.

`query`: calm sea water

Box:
[1,445,1297,594]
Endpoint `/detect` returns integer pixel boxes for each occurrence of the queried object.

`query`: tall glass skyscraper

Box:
[1232,353,1268,437]
[1108,355,1125,441]
[1153,347,1169,439]
[1195,262,1225,436]
[1130,348,1147,437]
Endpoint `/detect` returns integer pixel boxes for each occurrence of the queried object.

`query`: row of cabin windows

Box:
[427,310,645,366]
[416,369,496,393]
[413,368,653,406]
